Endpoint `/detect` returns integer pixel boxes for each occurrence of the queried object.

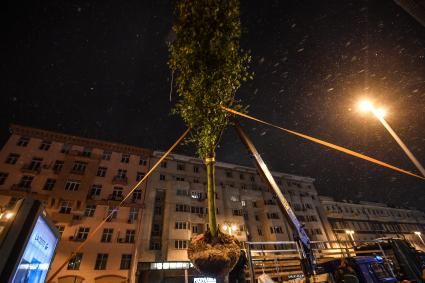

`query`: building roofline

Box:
[10,124,152,157]
[153,151,316,183]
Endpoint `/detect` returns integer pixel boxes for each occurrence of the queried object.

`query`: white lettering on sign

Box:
[194,277,216,283]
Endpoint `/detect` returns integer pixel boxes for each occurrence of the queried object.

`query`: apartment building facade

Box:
[137,152,335,282]
[0,125,151,283]
[320,196,425,250]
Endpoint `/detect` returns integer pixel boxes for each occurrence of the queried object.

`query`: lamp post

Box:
[358,99,425,178]
[414,231,425,247]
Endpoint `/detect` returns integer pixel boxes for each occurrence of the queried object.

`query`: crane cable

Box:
[220,105,424,181]
[46,127,191,283]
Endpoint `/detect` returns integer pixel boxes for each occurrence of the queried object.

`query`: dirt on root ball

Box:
[188,230,241,277]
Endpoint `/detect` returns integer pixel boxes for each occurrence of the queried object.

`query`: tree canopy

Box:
[168,0,252,159]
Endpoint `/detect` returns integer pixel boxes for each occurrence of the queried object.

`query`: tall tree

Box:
[169,0,251,239]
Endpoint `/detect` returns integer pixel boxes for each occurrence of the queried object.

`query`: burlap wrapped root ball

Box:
[188,230,241,277]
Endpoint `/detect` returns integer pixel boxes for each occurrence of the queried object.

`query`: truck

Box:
[235,124,399,283]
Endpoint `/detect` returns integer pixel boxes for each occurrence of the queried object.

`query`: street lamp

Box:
[357,99,425,178]
[222,223,237,235]
[414,231,425,247]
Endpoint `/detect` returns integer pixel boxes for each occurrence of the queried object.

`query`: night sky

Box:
[1,1,424,209]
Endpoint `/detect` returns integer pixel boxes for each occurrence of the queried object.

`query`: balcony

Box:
[112,176,128,185]
[20,164,41,174]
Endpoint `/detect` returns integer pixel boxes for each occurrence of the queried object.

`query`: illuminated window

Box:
[67,253,83,270]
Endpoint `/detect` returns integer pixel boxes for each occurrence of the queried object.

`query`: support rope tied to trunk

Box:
[46,127,191,283]
[220,105,425,181]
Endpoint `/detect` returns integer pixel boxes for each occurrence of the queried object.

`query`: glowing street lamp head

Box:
[374,108,386,119]
[222,225,228,231]
[414,231,422,236]
[359,100,373,113]
[345,230,355,235]
[231,225,237,232]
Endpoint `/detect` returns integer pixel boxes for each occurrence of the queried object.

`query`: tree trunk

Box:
[206,155,218,239]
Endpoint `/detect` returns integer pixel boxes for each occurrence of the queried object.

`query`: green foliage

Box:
[169,0,252,159]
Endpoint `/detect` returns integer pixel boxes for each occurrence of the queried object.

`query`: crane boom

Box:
[234,123,315,278]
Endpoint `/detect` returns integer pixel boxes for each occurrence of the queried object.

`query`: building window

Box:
[102,150,112,160]
[117,169,127,178]
[225,171,233,178]
[270,226,283,234]
[128,207,138,222]
[152,224,161,236]
[154,206,162,215]
[160,161,167,168]
[191,206,204,214]
[177,163,185,171]
[56,225,65,236]
[61,144,71,154]
[176,204,190,212]
[94,253,108,270]
[5,153,19,165]
[84,204,96,217]
[17,137,30,147]
[159,174,166,181]
[136,172,145,181]
[82,147,92,157]
[192,225,200,234]
[250,175,255,182]
[67,253,83,270]
[232,209,242,216]
[18,175,34,188]
[43,178,56,191]
[132,189,142,201]
[267,213,280,219]
[59,201,72,214]
[72,161,87,174]
[193,165,199,173]
[120,254,132,270]
[121,154,130,163]
[139,157,147,166]
[106,206,118,221]
[76,227,90,240]
[101,228,114,242]
[89,184,102,198]
[96,166,107,177]
[125,230,135,243]
[53,160,64,172]
[39,140,52,151]
[239,173,245,180]
[174,240,188,249]
[176,176,185,182]
[0,172,9,185]
[175,221,188,229]
[112,187,123,200]
[65,180,80,191]
[27,157,43,171]
[257,228,263,236]
[150,242,161,250]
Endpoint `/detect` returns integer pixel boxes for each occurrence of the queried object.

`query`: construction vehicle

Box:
[235,124,398,282]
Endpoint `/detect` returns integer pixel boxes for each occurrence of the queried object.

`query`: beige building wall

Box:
[138,152,335,269]
[0,125,151,283]
[320,196,425,250]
